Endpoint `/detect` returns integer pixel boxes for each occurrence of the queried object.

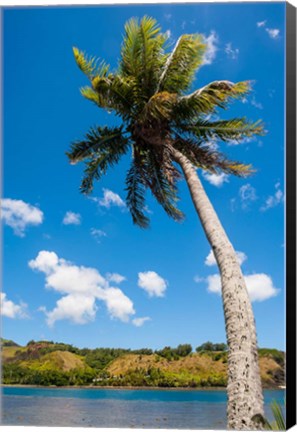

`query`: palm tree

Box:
[67,16,265,429]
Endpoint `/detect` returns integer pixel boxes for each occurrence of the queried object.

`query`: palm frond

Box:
[73,47,109,79]
[66,126,129,194]
[80,146,128,195]
[91,75,135,119]
[261,400,286,430]
[157,34,206,93]
[125,157,150,228]
[173,81,251,120]
[173,135,253,177]
[120,16,169,104]
[66,126,126,163]
[80,86,101,106]
[138,16,164,93]
[178,118,264,143]
[145,149,184,221]
[140,91,177,122]
[80,156,102,195]
[120,17,143,78]
[270,401,286,430]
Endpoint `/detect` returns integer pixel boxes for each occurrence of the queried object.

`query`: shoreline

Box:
[2,384,285,391]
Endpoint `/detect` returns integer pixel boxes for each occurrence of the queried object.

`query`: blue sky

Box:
[2,2,285,351]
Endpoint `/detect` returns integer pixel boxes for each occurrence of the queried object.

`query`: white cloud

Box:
[266,28,280,39]
[260,182,284,212]
[202,31,218,65]
[225,43,239,60]
[227,136,255,146]
[29,251,135,326]
[205,250,247,267]
[231,184,258,211]
[1,198,43,237]
[98,287,135,322]
[234,251,247,266]
[97,189,125,209]
[251,96,263,110]
[201,248,277,303]
[268,89,276,98]
[46,294,97,326]
[206,274,222,294]
[203,172,229,187]
[206,140,219,151]
[144,205,153,215]
[132,317,151,327]
[239,183,258,209]
[230,197,237,212]
[62,211,81,225]
[206,273,278,302]
[138,271,167,298]
[165,29,172,39]
[106,273,126,284]
[164,13,172,21]
[257,20,280,39]
[91,228,107,242]
[244,273,279,301]
[238,94,264,112]
[29,250,59,274]
[1,293,27,319]
[203,113,221,122]
[205,250,217,267]
[181,19,196,30]
[257,20,267,28]
[193,275,204,283]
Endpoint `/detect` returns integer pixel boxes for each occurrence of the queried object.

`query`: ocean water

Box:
[1,387,285,429]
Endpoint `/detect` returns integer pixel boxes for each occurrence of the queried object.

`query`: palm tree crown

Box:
[67,16,263,228]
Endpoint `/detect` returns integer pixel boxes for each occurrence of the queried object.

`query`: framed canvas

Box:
[1,1,296,431]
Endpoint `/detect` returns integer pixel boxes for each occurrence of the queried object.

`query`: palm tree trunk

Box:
[172,147,264,430]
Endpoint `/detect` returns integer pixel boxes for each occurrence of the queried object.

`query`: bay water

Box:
[1,387,285,429]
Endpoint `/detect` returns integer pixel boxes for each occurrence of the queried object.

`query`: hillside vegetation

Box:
[1,339,285,388]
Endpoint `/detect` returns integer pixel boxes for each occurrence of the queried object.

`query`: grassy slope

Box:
[19,351,89,372]
[2,346,27,360]
[107,352,284,388]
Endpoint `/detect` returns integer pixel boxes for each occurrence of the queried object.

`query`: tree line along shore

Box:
[2,339,284,389]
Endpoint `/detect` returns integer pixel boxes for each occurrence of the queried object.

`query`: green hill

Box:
[19,350,90,372]
[1,339,285,389]
[1,337,20,347]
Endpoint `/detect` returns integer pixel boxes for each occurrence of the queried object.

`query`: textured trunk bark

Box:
[172,148,264,430]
